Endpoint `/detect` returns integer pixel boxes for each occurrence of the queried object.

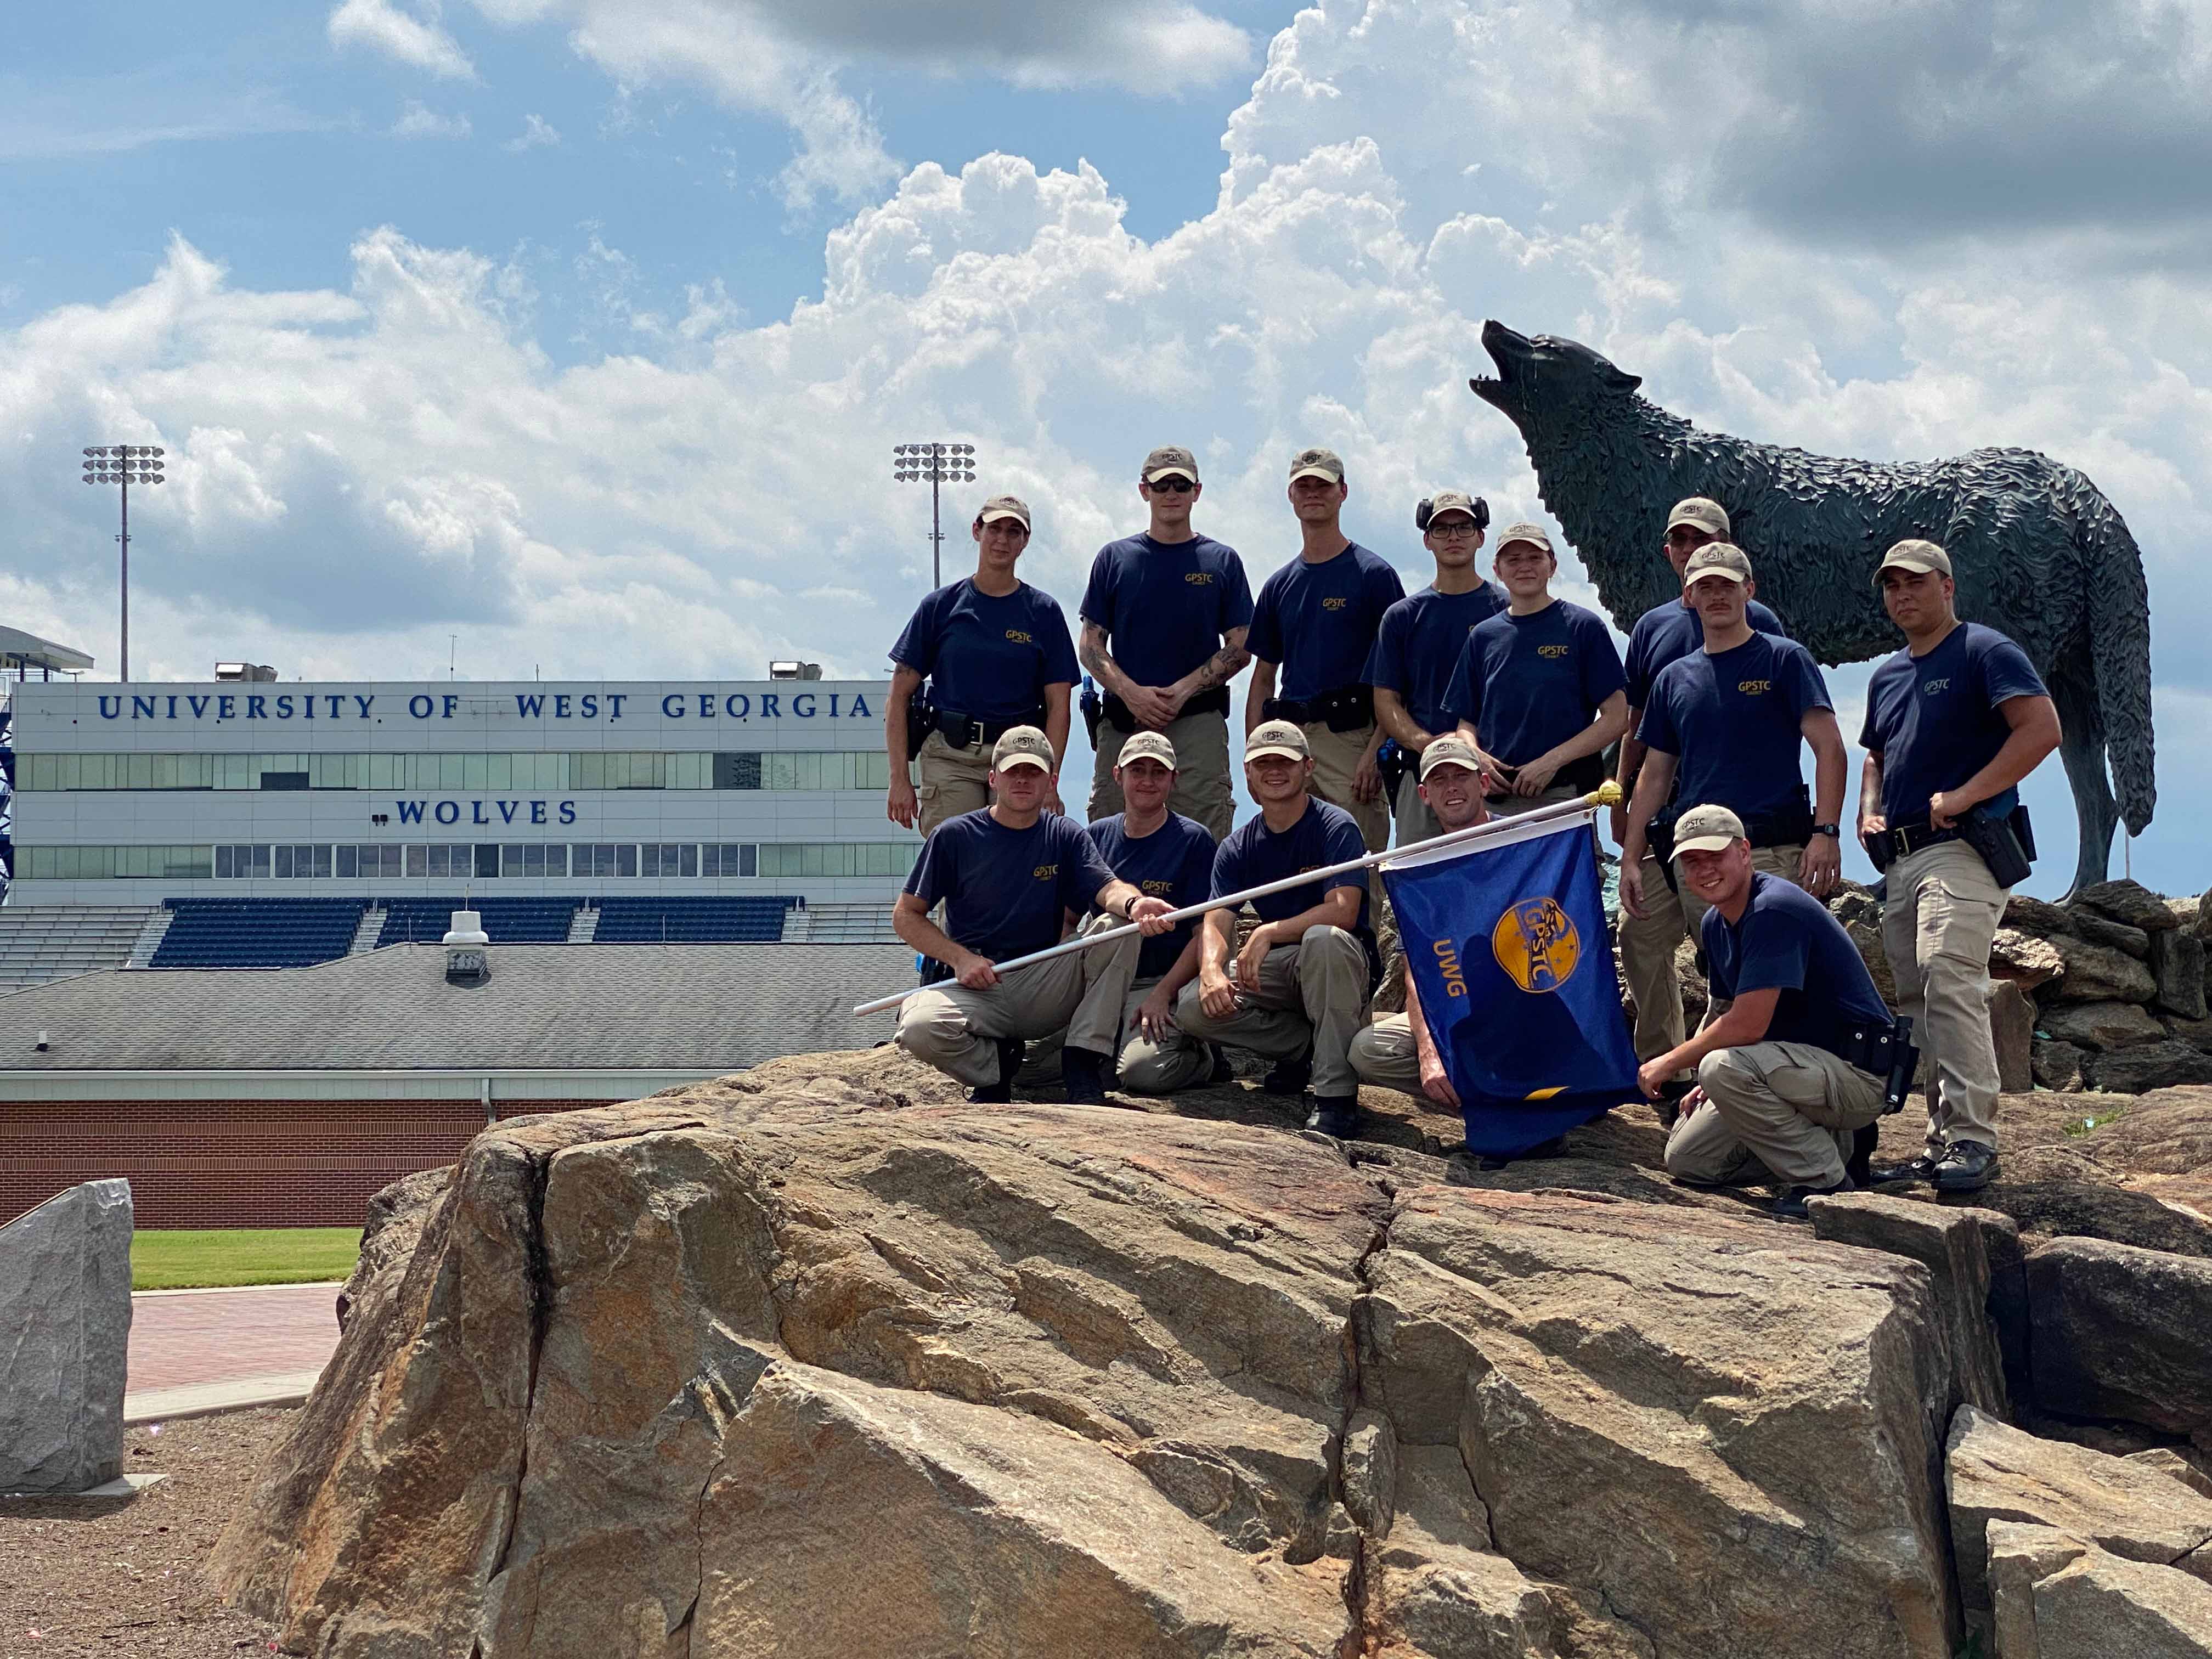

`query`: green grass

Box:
[2060,1105,2129,1139]
[131,1227,362,1290]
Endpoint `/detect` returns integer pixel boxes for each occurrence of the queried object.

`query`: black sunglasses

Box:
[1144,477,1196,493]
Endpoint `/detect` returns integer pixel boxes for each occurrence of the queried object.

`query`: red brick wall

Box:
[0,1097,614,1229]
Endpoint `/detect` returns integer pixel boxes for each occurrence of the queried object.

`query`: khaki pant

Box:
[1114,974,1212,1094]
[1305,720,1390,853]
[915,729,995,839]
[1620,842,1808,1065]
[895,917,1141,1087]
[1174,926,1371,1098]
[1348,1011,1422,1095]
[1088,712,1235,842]
[1665,1041,1884,1188]
[1883,840,2007,1156]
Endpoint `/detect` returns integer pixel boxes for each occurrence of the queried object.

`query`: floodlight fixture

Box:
[80,443,166,681]
[890,439,980,588]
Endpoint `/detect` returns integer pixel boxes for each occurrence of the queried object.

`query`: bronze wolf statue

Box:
[1469,319,2154,895]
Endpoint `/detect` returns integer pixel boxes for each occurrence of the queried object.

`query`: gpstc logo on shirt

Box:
[1032,862,1058,881]
[1322,596,1348,611]
[1537,644,1570,659]
[1005,629,1035,645]
[1141,879,1175,895]
[1492,896,1581,994]
[1184,572,1215,586]
[1923,677,1951,695]
[1737,679,1773,695]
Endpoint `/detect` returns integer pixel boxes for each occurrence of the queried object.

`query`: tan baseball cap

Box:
[1426,489,1482,526]
[1143,445,1198,484]
[1288,447,1346,484]
[1682,543,1753,587]
[1672,803,1747,856]
[1245,719,1311,762]
[1667,497,1730,537]
[1494,522,1554,555]
[978,494,1031,529]
[1418,733,1483,781]
[1116,730,1178,769]
[990,725,1056,772]
[1876,539,1952,582]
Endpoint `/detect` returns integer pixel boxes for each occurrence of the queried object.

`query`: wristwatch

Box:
[1812,823,1841,839]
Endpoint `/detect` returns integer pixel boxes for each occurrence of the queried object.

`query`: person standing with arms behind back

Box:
[1078,445,1251,841]
[1244,448,1405,853]
[1860,540,2060,1194]
[1365,491,1505,845]
[885,495,1079,838]
[1442,522,1629,816]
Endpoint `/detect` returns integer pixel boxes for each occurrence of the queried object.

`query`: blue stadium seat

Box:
[376,897,582,947]
[152,898,369,969]
[591,896,799,943]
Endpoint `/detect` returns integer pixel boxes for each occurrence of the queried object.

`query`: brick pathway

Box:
[128,1284,344,1392]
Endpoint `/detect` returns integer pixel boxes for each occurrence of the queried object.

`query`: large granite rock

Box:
[2027,1238,2212,1437]
[2005,895,2076,937]
[2068,909,2153,958]
[217,1063,1981,1659]
[2044,934,2159,1005]
[2091,1040,2212,1095]
[2041,999,2166,1052]
[0,1178,133,1493]
[1991,980,2036,1094]
[1945,1406,2212,1617]
[1987,1522,2212,1658]
[2075,879,2183,934]
[2154,930,2211,1021]
[1991,927,2066,990]
[2034,1037,2090,1092]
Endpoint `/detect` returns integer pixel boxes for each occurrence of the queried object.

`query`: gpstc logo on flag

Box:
[1492,896,1581,993]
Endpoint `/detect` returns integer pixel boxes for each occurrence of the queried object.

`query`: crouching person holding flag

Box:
[1350,736,1488,1107]
[1644,805,1900,1219]
[1173,720,1378,1137]
[895,726,1177,1104]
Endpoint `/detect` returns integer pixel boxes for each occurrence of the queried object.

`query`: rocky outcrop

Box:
[1987,1522,2212,1658]
[2027,1238,2212,1438]
[0,1177,133,1493]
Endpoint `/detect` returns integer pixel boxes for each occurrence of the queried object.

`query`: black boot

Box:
[1265,1049,1313,1096]
[1773,1175,1854,1221]
[1846,1124,1880,1189]
[1207,1043,1234,1086]
[1932,1140,1999,1192]
[969,1037,1026,1104]
[1060,1046,1111,1105]
[1306,1095,1360,1138]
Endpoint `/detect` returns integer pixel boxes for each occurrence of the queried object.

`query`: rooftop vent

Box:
[215,662,278,682]
[768,661,822,680]
[443,910,490,986]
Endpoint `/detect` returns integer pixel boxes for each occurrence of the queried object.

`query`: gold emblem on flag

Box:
[1492,896,1581,994]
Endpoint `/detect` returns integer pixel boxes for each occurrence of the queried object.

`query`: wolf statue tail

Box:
[2073,477,2157,838]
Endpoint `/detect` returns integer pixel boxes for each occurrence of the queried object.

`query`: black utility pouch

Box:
[1321,685,1374,732]
[1861,826,1893,874]
[1376,740,1408,798]
[1079,681,1103,744]
[905,695,936,758]
[1960,805,2033,888]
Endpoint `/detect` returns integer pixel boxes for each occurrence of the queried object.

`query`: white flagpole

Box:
[851,781,1623,1017]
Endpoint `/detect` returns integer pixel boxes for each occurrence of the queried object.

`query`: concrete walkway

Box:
[124,1282,345,1424]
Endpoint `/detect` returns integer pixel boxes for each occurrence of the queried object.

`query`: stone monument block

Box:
[0,1178,134,1493]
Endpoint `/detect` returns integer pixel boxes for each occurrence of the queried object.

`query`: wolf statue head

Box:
[1468,320,1646,439]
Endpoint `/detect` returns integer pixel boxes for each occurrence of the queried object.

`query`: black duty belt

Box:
[1877,820,1962,861]
[1263,685,1373,732]
[1102,685,1230,734]
[932,709,1046,750]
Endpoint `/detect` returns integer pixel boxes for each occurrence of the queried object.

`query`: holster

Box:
[1647,804,1683,894]
[1079,680,1102,744]
[1376,740,1409,799]
[917,954,953,987]
[1960,804,2034,888]
[1839,1014,1920,1114]
[1741,787,1815,849]
[905,695,936,759]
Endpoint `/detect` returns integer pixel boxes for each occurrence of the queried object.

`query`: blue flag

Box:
[1381,813,1639,1157]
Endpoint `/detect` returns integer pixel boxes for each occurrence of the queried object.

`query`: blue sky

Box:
[6,0,2212,898]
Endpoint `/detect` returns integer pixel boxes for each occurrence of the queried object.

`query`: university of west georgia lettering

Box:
[93,690,878,723]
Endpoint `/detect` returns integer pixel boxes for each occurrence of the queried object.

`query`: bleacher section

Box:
[0,904,161,992]
[377,897,583,948]
[792,902,901,944]
[593,896,798,943]
[151,899,369,969]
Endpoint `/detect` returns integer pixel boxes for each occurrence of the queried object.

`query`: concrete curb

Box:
[125,1369,323,1425]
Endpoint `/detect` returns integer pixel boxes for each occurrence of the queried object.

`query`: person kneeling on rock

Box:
[1640,804,1899,1220]
[894,726,1177,1105]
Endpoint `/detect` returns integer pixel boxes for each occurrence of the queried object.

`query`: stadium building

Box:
[0,659,921,1225]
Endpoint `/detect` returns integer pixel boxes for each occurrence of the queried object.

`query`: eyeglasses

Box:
[1145,477,1196,493]
[1428,521,1480,540]
[1664,527,1717,549]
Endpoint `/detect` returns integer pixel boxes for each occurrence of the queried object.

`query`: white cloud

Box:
[390,99,474,139]
[10,0,2212,891]
[329,0,479,81]
[504,111,561,150]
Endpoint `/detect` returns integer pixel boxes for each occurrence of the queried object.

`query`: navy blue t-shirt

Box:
[1363,583,1509,736]
[905,809,1118,963]
[1624,597,1788,707]
[1859,623,2049,824]
[1702,873,1894,1061]
[1079,534,1253,691]
[1246,543,1406,702]
[1441,600,1627,768]
[1638,634,1832,823]
[1088,812,1216,979]
[1211,797,1370,935]
[890,579,1080,723]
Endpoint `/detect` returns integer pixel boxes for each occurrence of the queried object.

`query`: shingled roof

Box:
[0,943,917,1073]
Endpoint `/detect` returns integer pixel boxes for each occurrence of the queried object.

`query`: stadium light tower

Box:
[82,444,165,682]
[891,442,976,589]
